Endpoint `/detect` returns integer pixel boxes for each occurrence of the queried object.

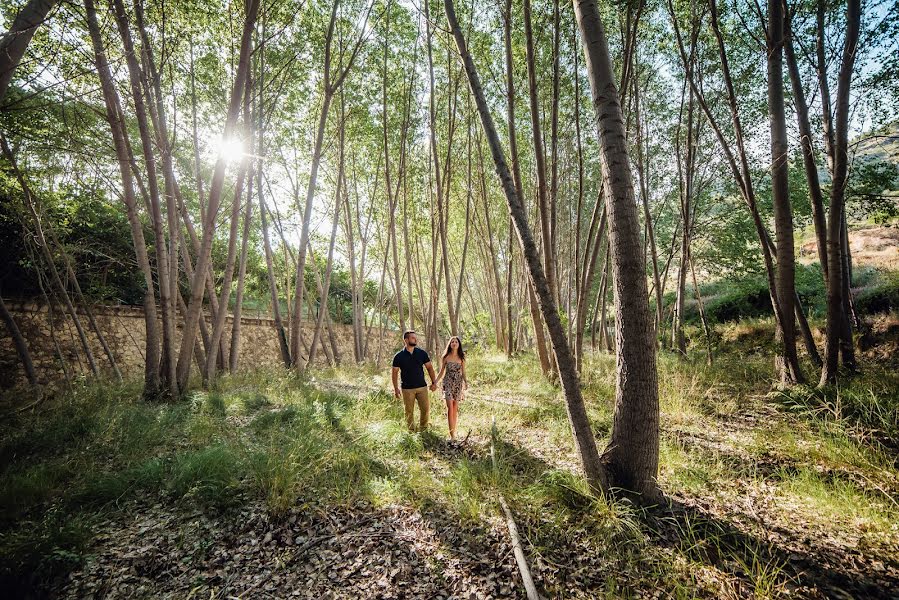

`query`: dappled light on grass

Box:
[1,348,898,596]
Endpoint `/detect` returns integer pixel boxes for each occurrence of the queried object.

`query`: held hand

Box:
[394,387,401,399]
[429,383,437,392]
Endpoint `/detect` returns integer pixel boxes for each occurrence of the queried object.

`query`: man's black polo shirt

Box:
[392,347,431,389]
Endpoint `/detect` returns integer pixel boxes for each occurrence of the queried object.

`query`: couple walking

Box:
[391,330,468,439]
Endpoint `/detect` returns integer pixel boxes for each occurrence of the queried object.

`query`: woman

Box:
[435,336,468,440]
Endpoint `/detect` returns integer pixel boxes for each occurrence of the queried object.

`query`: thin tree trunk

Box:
[0,295,39,388]
[1,136,99,378]
[523,0,556,303]
[454,109,474,333]
[176,0,259,392]
[84,0,160,394]
[230,169,254,372]
[820,0,861,385]
[688,248,713,365]
[633,71,663,335]
[784,5,827,283]
[550,0,561,299]
[503,0,550,374]
[306,100,346,372]
[446,0,608,495]
[290,84,333,365]
[289,0,370,365]
[382,1,405,332]
[206,156,251,383]
[343,167,363,363]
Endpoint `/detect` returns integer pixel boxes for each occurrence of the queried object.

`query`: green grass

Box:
[1,343,897,597]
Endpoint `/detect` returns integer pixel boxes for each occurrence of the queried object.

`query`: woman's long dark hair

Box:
[442,336,465,361]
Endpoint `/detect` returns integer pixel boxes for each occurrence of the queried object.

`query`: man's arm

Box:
[392,367,401,398]
[426,362,437,391]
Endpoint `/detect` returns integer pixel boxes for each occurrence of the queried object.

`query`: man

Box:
[391,330,437,432]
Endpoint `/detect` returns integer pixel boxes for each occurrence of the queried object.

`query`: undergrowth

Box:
[1,341,897,598]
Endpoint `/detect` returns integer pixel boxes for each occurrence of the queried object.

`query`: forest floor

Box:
[1,318,898,599]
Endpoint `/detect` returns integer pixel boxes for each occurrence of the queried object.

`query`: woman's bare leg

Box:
[446,398,454,438]
[448,398,459,438]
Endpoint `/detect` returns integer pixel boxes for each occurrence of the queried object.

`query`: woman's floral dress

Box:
[442,361,464,401]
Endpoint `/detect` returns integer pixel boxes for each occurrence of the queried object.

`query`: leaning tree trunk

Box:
[206,159,251,384]
[84,0,161,394]
[503,0,550,374]
[0,0,57,103]
[0,294,38,389]
[445,0,608,496]
[1,136,99,378]
[176,0,259,392]
[574,0,661,501]
[290,0,368,365]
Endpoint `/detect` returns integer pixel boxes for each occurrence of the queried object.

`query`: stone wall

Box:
[0,300,399,389]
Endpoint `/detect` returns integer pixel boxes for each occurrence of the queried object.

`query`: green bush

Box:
[855,272,899,315]
[669,263,899,324]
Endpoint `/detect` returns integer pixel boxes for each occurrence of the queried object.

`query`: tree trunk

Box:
[820,0,861,386]
[0,0,57,103]
[229,169,254,372]
[343,165,363,363]
[688,248,713,365]
[382,1,405,333]
[205,160,250,383]
[768,0,803,386]
[523,0,557,304]
[0,295,38,388]
[307,98,345,372]
[176,0,259,392]
[574,0,661,501]
[783,5,827,283]
[446,0,608,496]
[504,0,550,374]
[632,65,663,336]
[84,0,161,394]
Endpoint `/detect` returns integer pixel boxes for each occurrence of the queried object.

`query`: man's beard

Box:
[408,341,417,346]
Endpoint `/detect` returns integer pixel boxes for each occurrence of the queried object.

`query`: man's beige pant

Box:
[401,386,430,431]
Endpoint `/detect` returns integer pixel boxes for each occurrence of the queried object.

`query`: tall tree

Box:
[176,0,260,392]
[768,0,803,385]
[573,0,661,499]
[820,0,861,385]
[445,0,609,497]
[290,0,370,367]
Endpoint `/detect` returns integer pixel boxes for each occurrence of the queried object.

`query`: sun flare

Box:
[215,136,245,164]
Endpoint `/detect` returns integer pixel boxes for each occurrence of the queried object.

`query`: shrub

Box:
[855,272,899,315]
